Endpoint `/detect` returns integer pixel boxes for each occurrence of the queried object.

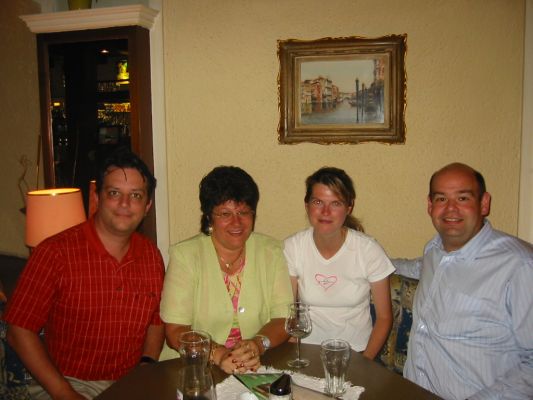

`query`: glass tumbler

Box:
[178,330,211,367]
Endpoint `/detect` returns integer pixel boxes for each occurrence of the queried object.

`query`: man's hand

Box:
[52,384,87,400]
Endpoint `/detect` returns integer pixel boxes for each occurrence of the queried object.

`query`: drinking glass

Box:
[178,330,211,367]
[320,339,351,397]
[285,302,312,368]
[176,365,217,400]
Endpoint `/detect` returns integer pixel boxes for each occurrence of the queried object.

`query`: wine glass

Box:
[285,302,312,368]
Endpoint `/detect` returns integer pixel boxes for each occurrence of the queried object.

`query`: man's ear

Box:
[427,195,433,216]
[481,192,491,217]
[144,199,153,216]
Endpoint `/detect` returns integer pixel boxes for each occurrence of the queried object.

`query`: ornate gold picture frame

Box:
[278,35,407,144]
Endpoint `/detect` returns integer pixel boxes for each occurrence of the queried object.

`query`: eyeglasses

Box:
[308,198,346,211]
[212,210,255,221]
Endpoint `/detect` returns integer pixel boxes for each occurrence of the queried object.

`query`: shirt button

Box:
[238,307,245,313]
[116,286,123,291]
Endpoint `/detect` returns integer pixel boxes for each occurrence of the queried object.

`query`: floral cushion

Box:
[0,304,31,400]
[370,272,418,374]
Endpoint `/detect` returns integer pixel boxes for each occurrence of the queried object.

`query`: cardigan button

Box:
[238,307,245,313]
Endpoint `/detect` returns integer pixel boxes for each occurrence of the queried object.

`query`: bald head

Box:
[427,163,491,251]
[429,163,486,200]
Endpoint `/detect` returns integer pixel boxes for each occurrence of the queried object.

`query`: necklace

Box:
[218,247,245,270]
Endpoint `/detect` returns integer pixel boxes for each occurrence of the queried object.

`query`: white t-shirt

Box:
[283,227,395,351]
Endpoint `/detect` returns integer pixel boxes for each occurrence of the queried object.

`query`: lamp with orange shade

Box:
[25,188,87,248]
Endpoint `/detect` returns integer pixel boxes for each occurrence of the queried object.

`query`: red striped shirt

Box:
[4,219,164,380]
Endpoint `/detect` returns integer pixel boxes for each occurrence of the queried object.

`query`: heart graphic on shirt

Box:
[315,274,337,291]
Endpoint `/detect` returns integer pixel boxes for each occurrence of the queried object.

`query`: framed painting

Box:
[278,35,406,144]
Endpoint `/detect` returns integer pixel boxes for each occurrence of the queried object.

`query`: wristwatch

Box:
[255,334,271,354]
[139,355,156,364]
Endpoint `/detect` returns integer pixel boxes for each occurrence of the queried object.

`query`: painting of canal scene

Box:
[299,57,387,126]
[278,35,406,144]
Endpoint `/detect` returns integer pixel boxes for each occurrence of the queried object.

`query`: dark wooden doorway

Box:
[36,26,156,242]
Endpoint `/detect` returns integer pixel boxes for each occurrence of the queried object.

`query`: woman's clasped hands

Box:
[216,339,261,374]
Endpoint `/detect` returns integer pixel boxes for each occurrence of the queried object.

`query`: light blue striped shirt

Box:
[396,221,533,399]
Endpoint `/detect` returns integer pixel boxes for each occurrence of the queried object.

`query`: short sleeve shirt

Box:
[4,219,164,380]
[284,228,395,350]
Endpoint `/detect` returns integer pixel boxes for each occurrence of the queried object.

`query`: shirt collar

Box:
[83,217,141,263]
[429,219,493,262]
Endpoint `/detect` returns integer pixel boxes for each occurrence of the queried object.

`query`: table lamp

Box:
[25,188,86,248]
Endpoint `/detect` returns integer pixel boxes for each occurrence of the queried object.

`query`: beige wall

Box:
[163,0,525,258]
[0,0,525,259]
[0,0,41,257]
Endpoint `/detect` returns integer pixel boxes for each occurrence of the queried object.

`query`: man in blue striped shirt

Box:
[396,163,533,399]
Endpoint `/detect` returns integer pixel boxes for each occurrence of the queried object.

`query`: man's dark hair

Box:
[96,147,157,200]
[199,166,259,235]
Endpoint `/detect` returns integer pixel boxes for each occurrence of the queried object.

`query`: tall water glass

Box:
[178,330,211,367]
[176,365,217,400]
[320,339,351,397]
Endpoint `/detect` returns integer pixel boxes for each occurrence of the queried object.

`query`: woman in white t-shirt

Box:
[284,167,394,359]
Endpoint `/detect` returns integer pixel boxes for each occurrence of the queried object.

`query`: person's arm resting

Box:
[164,323,192,353]
[140,323,165,363]
[364,277,393,359]
[266,242,293,338]
[391,257,422,280]
[7,324,86,400]
[254,318,289,352]
[468,265,533,400]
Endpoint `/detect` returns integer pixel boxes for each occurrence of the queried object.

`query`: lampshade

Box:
[25,188,86,247]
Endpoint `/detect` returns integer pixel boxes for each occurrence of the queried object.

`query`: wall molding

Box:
[20,5,158,33]
[519,0,533,242]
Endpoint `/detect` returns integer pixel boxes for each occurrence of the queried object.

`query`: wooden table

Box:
[95,342,441,399]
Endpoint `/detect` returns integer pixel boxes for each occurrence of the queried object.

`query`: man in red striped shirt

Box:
[4,149,165,399]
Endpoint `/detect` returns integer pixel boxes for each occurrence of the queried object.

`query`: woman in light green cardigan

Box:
[160,166,293,374]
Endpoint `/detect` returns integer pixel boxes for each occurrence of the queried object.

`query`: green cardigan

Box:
[159,232,292,360]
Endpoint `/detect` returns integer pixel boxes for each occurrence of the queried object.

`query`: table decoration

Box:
[216,366,364,400]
